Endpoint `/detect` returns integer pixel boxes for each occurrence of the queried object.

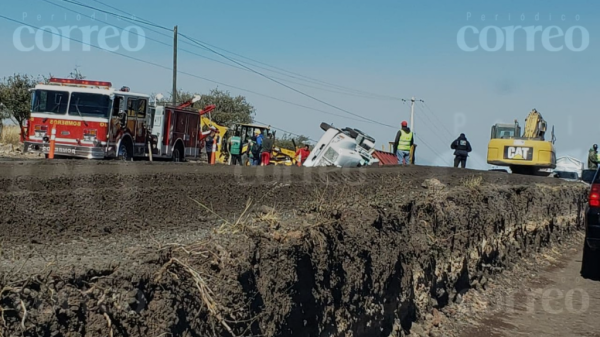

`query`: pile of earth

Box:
[0,161,587,336]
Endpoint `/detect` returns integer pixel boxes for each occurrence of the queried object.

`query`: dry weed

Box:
[461,175,483,188]
[256,207,280,228]
[156,257,237,336]
[189,197,254,235]
[0,125,20,146]
[304,227,326,251]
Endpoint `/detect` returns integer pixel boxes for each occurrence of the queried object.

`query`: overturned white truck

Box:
[303,122,380,168]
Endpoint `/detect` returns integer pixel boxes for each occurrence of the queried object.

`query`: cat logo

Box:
[503,146,533,160]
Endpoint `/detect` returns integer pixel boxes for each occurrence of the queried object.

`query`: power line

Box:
[253,119,317,143]
[4,9,446,166]
[421,102,455,140]
[61,0,402,101]
[414,134,451,165]
[48,0,396,102]
[414,104,453,149]
[416,104,452,144]
[57,0,170,30]
[180,33,397,129]
[45,1,356,99]
[421,102,488,168]
[0,14,382,127]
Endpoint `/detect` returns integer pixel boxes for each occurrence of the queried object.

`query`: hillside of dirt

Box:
[0,161,588,336]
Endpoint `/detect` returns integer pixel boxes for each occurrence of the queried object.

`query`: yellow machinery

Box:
[230,123,297,166]
[199,120,298,165]
[487,109,556,175]
[200,116,229,164]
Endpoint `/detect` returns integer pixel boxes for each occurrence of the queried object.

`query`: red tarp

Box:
[373,150,397,165]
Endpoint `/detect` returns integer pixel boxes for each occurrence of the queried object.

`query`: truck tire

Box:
[172,143,184,162]
[353,128,366,136]
[343,128,359,138]
[581,241,600,279]
[320,122,332,132]
[118,139,133,162]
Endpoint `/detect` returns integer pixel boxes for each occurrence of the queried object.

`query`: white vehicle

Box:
[549,156,586,182]
[303,122,379,168]
[553,156,584,179]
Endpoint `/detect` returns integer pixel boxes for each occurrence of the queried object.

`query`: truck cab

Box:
[24,78,149,160]
[303,122,379,168]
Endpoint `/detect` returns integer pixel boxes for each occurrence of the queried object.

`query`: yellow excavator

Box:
[487,108,556,175]
[230,123,298,166]
[199,120,298,165]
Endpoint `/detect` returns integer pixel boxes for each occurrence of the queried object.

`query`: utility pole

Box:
[172,25,178,106]
[401,96,424,165]
[410,96,415,131]
[401,96,424,132]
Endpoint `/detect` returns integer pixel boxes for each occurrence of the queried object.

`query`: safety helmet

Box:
[401,121,407,127]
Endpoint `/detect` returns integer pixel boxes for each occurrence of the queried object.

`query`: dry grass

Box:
[256,207,279,228]
[461,175,483,188]
[0,125,20,146]
[155,257,237,336]
[189,197,254,235]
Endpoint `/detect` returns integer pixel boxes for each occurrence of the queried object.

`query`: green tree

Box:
[168,88,255,126]
[0,74,39,128]
[275,132,311,151]
[69,66,85,80]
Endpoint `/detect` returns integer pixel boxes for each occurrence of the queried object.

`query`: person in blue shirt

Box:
[254,129,263,146]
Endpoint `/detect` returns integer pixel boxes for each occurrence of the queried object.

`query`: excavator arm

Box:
[198,104,218,141]
[522,109,547,140]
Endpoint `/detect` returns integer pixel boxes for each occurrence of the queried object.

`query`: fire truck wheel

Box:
[172,144,184,162]
[118,142,133,162]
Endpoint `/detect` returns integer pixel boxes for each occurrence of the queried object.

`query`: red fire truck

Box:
[24,78,219,161]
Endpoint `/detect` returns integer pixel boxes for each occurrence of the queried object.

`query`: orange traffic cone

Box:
[48,125,56,159]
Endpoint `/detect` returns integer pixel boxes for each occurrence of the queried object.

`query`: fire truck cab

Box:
[24,78,215,162]
[24,78,151,160]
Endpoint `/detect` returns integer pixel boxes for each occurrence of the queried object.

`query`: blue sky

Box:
[0,0,598,168]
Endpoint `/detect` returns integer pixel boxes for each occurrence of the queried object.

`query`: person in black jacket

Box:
[450,133,472,168]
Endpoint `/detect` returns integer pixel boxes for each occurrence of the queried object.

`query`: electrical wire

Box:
[421,102,488,168]
[57,0,169,30]
[422,101,455,140]
[43,0,394,101]
[415,104,452,147]
[3,8,448,165]
[180,33,397,129]
[253,119,317,143]
[0,14,381,127]
[62,0,402,101]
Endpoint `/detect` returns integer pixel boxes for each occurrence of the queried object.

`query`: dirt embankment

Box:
[0,161,588,337]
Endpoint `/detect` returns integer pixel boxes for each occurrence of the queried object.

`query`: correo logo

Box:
[457,25,589,52]
[13,25,146,52]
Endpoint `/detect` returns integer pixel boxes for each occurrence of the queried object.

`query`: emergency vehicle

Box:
[24,78,221,161]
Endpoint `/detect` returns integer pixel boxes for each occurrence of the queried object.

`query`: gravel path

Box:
[460,235,600,337]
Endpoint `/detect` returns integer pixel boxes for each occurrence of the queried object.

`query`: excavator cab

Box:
[229,123,295,166]
[487,109,556,175]
[491,122,521,139]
